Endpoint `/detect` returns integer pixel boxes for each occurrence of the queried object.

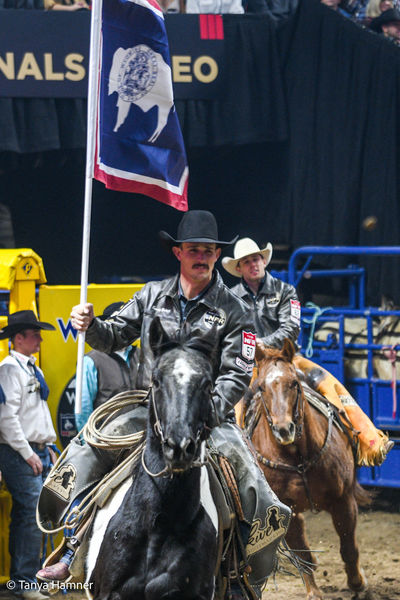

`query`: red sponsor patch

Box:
[242,331,256,360]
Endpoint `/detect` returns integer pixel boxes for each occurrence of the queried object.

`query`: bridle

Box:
[251,364,304,441]
[141,385,208,478]
[247,364,333,513]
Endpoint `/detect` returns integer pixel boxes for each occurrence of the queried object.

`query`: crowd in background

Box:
[0,0,400,42]
[325,0,400,42]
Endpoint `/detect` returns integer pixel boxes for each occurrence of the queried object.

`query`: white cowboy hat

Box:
[221,238,273,277]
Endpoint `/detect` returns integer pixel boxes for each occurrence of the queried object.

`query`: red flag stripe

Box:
[94,166,188,212]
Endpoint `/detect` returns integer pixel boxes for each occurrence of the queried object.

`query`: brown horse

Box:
[237,339,372,600]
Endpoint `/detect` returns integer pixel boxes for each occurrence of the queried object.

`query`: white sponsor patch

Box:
[265,294,280,307]
[153,306,171,315]
[236,356,254,374]
[290,299,301,326]
[242,331,256,360]
[203,309,226,329]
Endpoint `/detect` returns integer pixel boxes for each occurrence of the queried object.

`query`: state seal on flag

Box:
[118,45,158,102]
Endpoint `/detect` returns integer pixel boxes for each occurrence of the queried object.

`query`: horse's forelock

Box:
[258,346,293,366]
[156,339,212,373]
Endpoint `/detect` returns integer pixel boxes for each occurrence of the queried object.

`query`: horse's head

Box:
[252,338,303,445]
[149,317,214,473]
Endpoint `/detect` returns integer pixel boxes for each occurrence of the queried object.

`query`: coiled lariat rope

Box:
[37,389,148,535]
[84,389,148,448]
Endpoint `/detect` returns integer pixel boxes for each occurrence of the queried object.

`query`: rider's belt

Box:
[30,442,47,451]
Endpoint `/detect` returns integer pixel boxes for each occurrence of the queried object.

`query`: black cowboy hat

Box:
[370,8,400,32]
[0,310,55,339]
[159,210,238,251]
[98,302,125,320]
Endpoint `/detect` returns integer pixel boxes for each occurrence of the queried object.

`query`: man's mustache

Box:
[193,263,208,269]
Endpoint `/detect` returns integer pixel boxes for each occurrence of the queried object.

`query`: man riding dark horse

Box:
[37,211,291,599]
[222,237,394,467]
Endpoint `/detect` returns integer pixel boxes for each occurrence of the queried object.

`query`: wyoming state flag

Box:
[94,0,188,211]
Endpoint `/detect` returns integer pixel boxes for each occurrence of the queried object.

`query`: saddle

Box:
[38,443,256,599]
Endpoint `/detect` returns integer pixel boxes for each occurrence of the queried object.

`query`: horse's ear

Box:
[149,316,170,358]
[255,339,266,362]
[281,338,295,363]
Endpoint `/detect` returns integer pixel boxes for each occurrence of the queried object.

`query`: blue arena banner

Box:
[0,10,225,99]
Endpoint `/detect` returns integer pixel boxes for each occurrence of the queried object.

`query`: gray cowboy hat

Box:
[222,237,273,277]
[0,310,55,339]
[159,210,238,251]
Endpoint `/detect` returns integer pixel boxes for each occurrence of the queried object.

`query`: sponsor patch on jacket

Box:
[203,309,226,328]
[290,299,301,325]
[236,356,254,374]
[242,331,256,360]
[265,294,280,307]
[153,306,171,316]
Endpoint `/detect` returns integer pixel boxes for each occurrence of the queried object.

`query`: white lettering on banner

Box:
[290,299,301,326]
[0,52,85,81]
[242,331,256,360]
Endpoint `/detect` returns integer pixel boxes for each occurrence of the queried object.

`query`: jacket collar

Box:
[238,271,273,298]
[161,270,223,309]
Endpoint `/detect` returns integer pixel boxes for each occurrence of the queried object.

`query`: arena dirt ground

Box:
[264,490,400,600]
[0,489,398,600]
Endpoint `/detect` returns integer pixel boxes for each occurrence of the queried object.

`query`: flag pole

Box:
[75,0,103,415]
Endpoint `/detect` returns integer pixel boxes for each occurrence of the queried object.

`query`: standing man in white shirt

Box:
[0,310,57,600]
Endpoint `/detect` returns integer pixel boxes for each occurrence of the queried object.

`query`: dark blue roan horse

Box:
[86,318,218,600]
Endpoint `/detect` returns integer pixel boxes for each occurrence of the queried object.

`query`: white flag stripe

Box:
[97,159,189,194]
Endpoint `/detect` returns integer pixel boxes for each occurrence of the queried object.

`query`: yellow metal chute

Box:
[0,249,143,583]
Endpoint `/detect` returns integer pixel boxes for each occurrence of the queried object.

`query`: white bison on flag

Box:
[108,44,174,142]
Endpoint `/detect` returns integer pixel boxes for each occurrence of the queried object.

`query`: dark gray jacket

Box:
[86,270,255,427]
[231,271,300,348]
